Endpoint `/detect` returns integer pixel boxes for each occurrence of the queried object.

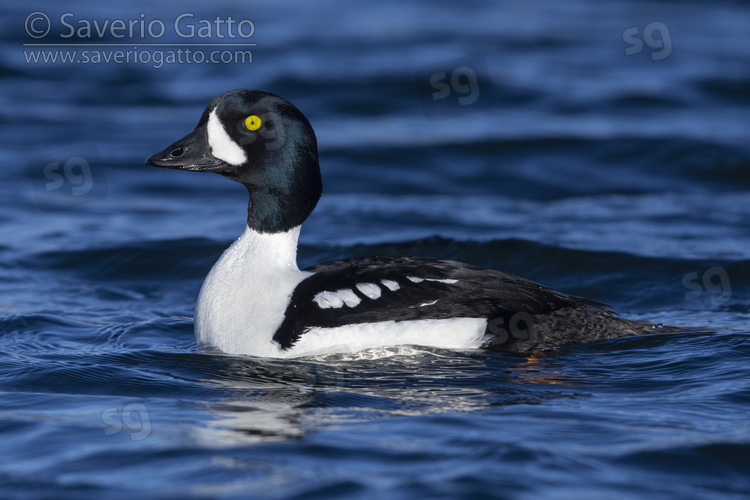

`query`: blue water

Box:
[3,0,750,498]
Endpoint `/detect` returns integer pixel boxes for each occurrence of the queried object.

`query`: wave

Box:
[15,235,750,313]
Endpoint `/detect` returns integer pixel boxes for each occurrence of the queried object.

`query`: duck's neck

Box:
[236,224,302,271]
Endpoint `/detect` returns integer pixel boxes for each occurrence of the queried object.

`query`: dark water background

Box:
[2,0,750,498]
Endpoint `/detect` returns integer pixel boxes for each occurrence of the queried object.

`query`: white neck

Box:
[195,225,310,356]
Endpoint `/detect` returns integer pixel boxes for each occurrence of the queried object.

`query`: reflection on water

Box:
[193,347,586,445]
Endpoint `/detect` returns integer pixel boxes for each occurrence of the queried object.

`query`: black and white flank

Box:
[146,89,677,358]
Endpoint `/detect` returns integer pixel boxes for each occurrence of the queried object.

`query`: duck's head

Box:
[146,89,322,234]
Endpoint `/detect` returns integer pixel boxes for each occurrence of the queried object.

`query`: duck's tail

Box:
[484,305,708,353]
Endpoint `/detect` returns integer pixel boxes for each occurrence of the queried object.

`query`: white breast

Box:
[195,225,310,357]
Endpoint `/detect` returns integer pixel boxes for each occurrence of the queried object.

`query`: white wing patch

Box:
[337,289,361,307]
[207,109,247,166]
[313,288,362,309]
[313,278,458,310]
[356,282,382,299]
[434,278,458,284]
[380,279,400,291]
[313,291,345,309]
[407,276,458,285]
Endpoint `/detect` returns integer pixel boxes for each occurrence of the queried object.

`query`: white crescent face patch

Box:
[207,109,247,166]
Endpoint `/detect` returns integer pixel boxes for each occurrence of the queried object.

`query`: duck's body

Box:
[195,225,494,358]
[147,89,670,358]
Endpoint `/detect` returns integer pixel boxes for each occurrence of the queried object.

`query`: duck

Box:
[146,89,673,358]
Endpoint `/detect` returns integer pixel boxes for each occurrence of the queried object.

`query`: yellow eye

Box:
[244,115,262,131]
